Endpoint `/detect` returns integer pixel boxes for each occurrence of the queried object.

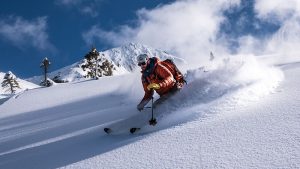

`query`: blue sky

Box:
[0,0,175,78]
[1,0,296,78]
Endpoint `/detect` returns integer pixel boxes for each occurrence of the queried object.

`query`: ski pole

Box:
[149,97,157,126]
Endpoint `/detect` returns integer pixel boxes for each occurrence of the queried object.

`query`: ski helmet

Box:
[137,54,149,65]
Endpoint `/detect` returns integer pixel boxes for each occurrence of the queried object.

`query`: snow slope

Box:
[0,55,299,169]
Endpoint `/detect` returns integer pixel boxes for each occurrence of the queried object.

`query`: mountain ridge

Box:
[27,43,184,84]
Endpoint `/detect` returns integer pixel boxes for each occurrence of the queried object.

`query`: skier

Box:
[136,54,185,111]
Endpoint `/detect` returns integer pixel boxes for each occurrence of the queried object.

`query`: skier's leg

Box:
[153,87,179,108]
[153,95,168,108]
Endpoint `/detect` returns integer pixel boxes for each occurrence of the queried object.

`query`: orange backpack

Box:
[160,59,186,88]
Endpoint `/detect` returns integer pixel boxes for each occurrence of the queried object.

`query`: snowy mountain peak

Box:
[28,43,184,84]
[102,42,181,71]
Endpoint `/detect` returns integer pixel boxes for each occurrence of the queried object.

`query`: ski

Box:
[104,127,112,134]
[129,127,141,134]
[103,111,151,134]
[129,118,156,134]
[103,100,166,135]
[104,127,141,134]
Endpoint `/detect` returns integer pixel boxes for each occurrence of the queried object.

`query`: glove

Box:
[147,83,160,91]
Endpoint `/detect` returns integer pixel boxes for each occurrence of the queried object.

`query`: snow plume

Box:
[82,0,300,67]
[134,53,284,131]
[167,55,284,114]
[238,0,300,65]
[83,0,241,68]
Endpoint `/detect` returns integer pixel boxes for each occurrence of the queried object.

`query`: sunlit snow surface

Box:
[0,54,299,169]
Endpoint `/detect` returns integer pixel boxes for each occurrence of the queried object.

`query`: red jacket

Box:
[141,57,176,102]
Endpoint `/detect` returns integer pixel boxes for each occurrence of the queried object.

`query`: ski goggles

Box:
[138,62,146,66]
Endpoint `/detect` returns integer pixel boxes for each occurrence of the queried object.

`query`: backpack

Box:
[160,59,186,88]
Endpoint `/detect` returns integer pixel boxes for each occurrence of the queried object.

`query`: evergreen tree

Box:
[100,60,114,76]
[1,71,21,94]
[40,57,53,87]
[81,47,100,79]
[81,47,115,79]
[82,47,101,79]
[52,72,68,83]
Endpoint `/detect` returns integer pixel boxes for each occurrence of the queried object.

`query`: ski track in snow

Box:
[0,59,299,169]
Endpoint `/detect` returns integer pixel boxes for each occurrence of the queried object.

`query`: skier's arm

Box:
[156,64,175,89]
[137,82,153,111]
[141,82,154,102]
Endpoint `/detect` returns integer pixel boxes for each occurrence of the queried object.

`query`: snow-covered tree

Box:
[40,78,54,87]
[81,47,100,79]
[81,47,115,79]
[52,72,68,83]
[40,57,53,87]
[100,60,114,76]
[1,71,21,94]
